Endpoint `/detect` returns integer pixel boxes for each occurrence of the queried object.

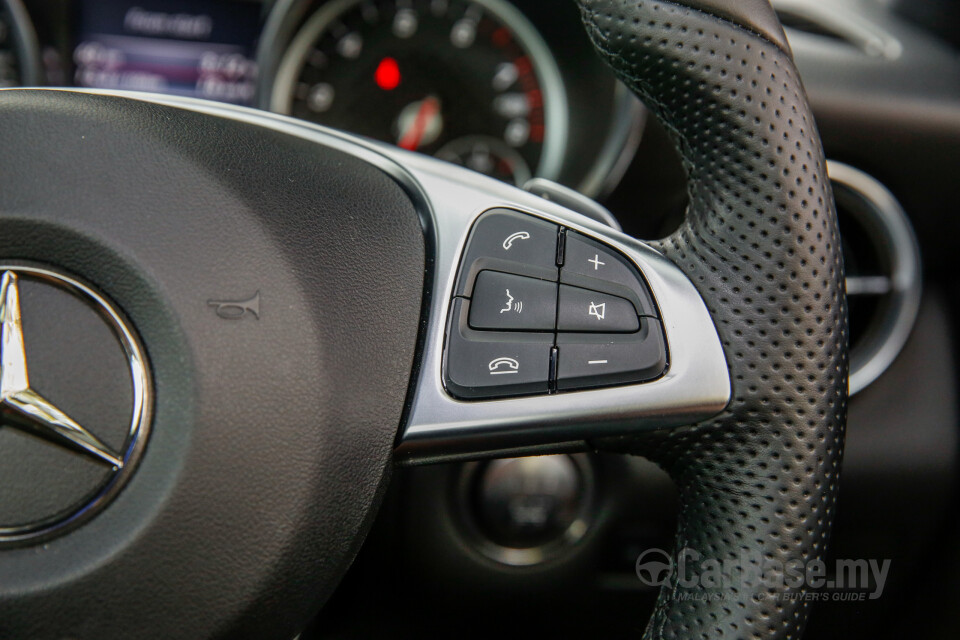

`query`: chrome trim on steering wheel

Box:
[394,151,729,461]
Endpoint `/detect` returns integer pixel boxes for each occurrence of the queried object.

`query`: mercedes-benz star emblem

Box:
[0,266,151,545]
[2,272,123,467]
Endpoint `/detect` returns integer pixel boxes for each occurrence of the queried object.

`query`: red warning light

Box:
[375,57,401,91]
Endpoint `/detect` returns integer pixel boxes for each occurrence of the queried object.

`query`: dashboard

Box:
[7,0,640,195]
[2,1,959,638]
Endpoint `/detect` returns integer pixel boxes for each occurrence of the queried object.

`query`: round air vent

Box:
[829,161,921,395]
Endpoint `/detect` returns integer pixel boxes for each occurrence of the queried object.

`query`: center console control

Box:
[444,209,668,399]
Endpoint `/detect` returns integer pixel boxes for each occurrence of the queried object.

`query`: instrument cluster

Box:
[5,0,642,195]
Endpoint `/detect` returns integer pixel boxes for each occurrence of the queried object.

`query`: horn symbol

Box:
[208,291,260,320]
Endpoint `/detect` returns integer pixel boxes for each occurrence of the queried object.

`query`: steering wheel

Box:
[0,0,847,638]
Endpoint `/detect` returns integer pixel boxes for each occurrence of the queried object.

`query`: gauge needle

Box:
[398,96,441,151]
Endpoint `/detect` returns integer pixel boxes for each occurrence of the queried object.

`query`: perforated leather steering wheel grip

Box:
[576,1,849,637]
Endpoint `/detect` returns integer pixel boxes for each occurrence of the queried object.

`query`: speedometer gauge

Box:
[272,0,568,185]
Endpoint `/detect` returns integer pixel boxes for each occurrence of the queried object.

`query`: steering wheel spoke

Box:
[394,153,730,462]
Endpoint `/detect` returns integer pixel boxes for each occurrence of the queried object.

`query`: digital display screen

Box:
[74,0,261,105]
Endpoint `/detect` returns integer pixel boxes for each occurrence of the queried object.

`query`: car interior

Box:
[0,0,957,638]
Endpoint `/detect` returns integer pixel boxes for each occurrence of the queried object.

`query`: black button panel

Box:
[556,322,667,391]
[470,271,557,331]
[454,209,560,297]
[446,299,553,399]
[446,209,667,399]
[561,231,658,317]
[557,285,639,333]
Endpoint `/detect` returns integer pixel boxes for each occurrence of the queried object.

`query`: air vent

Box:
[829,161,921,395]
[773,0,903,59]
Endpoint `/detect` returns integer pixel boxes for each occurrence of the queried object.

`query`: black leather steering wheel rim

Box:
[576,0,849,637]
